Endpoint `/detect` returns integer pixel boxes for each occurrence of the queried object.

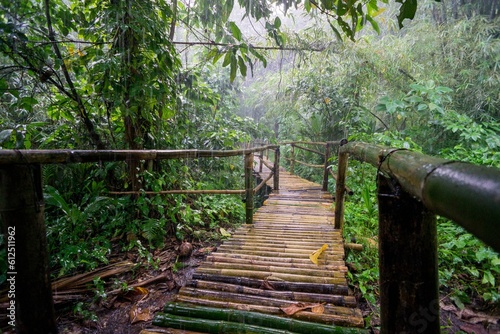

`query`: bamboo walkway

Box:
[154,157,364,332]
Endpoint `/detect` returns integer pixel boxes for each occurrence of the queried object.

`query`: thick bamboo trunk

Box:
[174,295,364,327]
[191,273,349,295]
[158,303,367,333]
[205,255,348,271]
[153,313,289,334]
[185,280,356,306]
[198,262,346,278]
[193,268,346,284]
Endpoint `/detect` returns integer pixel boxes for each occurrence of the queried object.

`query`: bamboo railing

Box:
[0,145,279,333]
[333,140,500,334]
[272,140,345,193]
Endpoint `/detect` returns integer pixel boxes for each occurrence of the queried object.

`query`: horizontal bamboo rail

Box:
[108,189,247,195]
[0,146,279,164]
[283,156,324,168]
[291,144,325,157]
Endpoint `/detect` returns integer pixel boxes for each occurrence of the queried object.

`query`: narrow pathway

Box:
[154,157,364,331]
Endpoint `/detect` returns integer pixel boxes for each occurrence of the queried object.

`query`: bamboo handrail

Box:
[254,171,274,194]
[334,139,500,333]
[283,157,323,168]
[0,146,279,164]
[338,141,500,253]
[108,189,246,195]
[260,157,274,170]
[290,144,325,157]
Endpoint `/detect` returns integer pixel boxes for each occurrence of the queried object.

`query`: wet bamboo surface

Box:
[172,157,364,329]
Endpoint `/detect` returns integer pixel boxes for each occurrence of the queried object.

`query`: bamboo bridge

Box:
[0,140,498,333]
[153,156,366,332]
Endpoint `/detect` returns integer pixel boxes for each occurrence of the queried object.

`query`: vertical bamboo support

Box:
[322,142,331,191]
[0,164,57,334]
[273,147,280,193]
[378,175,439,334]
[244,153,254,224]
[334,141,348,230]
[290,144,295,175]
[259,150,263,173]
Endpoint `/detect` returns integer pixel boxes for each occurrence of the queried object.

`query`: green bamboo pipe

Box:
[157,303,368,333]
[340,141,500,253]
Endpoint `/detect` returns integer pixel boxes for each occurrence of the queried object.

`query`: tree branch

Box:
[44,0,106,149]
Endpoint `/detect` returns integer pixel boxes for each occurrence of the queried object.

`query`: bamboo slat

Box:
[159,156,364,332]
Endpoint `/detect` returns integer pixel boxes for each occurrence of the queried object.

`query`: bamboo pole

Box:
[293,144,325,157]
[245,153,254,224]
[261,158,274,170]
[322,142,331,191]
[173,296,365,328]
[108,189,246,195]
[259,150,263,173]
[205,255,348,271]
[290,144,295,175]
[273,148,280,192]
[254,171,274,193]
[280,141,329,146]
[191,273,349,295]
[334,140,349,230]
[283,157,324,168]
[377,174,439,333]
[0,146,279,165]
[153,313,287,334]
[198,262,345,278]
[184,280,355,306]
[341,141,500,253]
[159,303,367,334]
[0,165,57,334]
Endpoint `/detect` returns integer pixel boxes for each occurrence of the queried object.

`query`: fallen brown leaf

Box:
[280,302,325,316]
[129,305,153,324]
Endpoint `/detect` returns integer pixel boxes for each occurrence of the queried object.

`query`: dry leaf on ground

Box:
[129,305,153,324]
[281,302,325,316]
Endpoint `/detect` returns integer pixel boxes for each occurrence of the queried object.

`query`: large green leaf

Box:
[228,21,242,41]
[230,54,237,82]
[396,0,418,28]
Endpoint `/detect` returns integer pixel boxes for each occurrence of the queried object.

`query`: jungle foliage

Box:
[0,0,498,329]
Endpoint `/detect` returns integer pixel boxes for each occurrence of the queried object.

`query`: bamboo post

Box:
[273,147,280,193]
[377,174,439,333]
[244,153,254,224]
[0,164,57,334]
[334,140,348,230]
[290,144,295,175]
[259,149,263,173]
[322,142,331,191]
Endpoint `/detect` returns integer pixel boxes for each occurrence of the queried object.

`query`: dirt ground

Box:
[2,240,499,334]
